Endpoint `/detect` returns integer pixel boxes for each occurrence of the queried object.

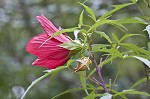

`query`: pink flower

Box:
[26,15,71,69]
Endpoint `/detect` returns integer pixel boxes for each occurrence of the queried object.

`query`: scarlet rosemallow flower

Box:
[26,14,71,69]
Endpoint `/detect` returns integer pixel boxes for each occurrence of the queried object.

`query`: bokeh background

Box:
[0,0,150,99]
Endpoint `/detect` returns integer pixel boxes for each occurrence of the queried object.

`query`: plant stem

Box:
[87,35,108,93]
[91,51,109,93]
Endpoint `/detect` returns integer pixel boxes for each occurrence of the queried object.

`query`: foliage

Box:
[1,0,150,99]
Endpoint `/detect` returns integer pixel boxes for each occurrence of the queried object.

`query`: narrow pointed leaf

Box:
[79,10,84,27]
[83,92,103,99]
[51,87,94,99]
[114,89,150,97]
[79,71,89,95]
[138,16,150,22]
[130,77,147,88]
[130,0,138,3]
[95,31,112,43]
[50,27,79,39]
[119,34,144,43]
[112,33,119,43]
[92,44,111,52]
[116,17,146,24]
[120,43,150,57]
[78,2,96,21]
[67,60,76,67]
[99,3,133,19]
[88,19,127,32]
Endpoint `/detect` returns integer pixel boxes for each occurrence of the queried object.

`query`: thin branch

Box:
[88,36,109,93]
[90,50,109,93]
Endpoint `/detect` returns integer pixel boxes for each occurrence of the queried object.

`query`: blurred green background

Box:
[0,0,150,99]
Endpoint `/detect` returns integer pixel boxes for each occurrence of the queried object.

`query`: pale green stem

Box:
[20,72,52,99]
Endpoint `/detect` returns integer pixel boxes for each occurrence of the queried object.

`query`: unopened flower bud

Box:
[74,57,92,72]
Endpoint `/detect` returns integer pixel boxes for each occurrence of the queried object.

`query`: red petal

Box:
[37,14,70,42]
[26,33,70,59]
[32,57,68,69]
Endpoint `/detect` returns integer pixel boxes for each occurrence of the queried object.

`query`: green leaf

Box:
[87,84,96,89]
[132,56,150,68]
[50,27,79,39]
[51,87,94,99]
[119,34,144,43]
[100,93,112,99]
[130,77,147,88]
[116,17,146,24]
[66,47,82,59]
[78,2,96,21]
[144,25,150,39]
[99,3,133,19]
[130,0,138,3]
[92,44,111,52]
[112,33,119,43]
[95,31,112,43]
[79,10,84,27]
[59,41,82,50]
[111,90,127,99]
[79,71,89,95]
[120,43,150,57]
[88,19,127,32]
[148,42,150,52]
[100,47,123,58]
[66,60,76,67]
[21,66,67,99]
[83,92,103,99]
[138,16,150,22]
[113,89,150,97]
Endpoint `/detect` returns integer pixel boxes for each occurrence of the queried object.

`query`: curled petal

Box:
[37,14,70,42]
[32,57,69,69]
